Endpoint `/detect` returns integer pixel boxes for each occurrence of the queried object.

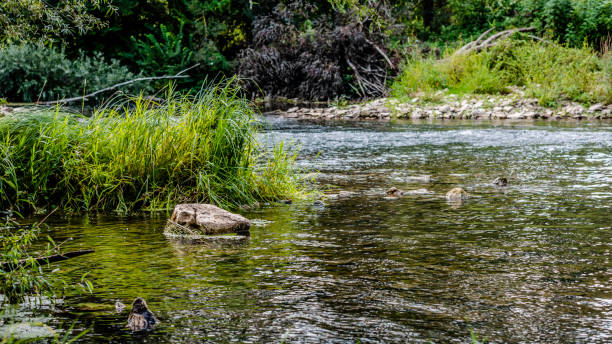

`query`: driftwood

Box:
[451,27,537,58]
[38,64,200,105]
[1,249,95,272]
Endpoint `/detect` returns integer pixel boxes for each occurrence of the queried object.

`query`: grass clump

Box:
[0,81,303,213]
[392,39,612,106]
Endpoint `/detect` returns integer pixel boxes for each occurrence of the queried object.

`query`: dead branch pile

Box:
[237,1,399,101]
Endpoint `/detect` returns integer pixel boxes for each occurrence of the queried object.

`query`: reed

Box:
[0,81,303,213]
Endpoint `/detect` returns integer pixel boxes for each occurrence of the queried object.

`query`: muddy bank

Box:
[264,93,612,121]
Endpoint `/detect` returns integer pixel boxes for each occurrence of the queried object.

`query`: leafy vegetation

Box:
[419,0,612,48]
[1,0,611,102]
[0,0,114,45]
[0,219,93,305]
[0,44,144,103]
[0,81,303,214]
[393,38,612,106]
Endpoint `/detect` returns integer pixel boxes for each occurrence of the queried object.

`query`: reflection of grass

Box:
[470,327,487,344]
[0,81,304,213]
[0,219,92,305]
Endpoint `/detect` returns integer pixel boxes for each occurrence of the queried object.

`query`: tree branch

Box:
[1,249,95,272]
[38,63,201,105]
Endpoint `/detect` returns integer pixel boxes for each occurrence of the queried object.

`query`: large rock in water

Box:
[165,204,250,236]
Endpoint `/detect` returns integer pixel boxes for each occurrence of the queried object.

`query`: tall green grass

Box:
[0,82,303,213]
[392,39,612,106]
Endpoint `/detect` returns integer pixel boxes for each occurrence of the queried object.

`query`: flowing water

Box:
[6,118,612,343]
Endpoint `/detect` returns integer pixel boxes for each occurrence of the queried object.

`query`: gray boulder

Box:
[165,204,250,237]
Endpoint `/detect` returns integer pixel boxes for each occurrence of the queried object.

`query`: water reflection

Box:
[13,119,612,343]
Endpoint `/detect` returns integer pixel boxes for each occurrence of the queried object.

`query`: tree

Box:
[0,0,115,44]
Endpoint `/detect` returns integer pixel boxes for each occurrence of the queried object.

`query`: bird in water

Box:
[126,297,158,332]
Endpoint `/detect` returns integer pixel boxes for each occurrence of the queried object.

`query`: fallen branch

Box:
[454,27,495,55]
[1,249,95,272]
[38,64,200,105]
[346,58,367,97]
[452,27,536,57]
[364,38,394,69]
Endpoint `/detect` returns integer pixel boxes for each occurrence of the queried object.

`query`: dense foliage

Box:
[430,0,612,48]
[0,0,114,44]
[0,44,143,102]
[393,39,612,106]
[0,82,302,213]
[0,0,610,102]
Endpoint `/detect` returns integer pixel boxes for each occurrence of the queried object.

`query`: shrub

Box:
[421,0,612,50]
[0,44,145,103]
[0,81,303,214]
[392,39,612,106]
[237,1,400,100]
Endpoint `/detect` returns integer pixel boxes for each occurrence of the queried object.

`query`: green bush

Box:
[427,0,612,49]
[392,39,612,106]
[0,44,144,102]
[125,23,194,76]
[0,81,303,213]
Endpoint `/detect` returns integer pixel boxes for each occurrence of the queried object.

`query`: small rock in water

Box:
[446,187,468,202]
[493,177,508,186]
[406,175,432,183]
[313,200,325,206]
[386,187,403,197]
[127,298,158,332]
[402,188,433,195]
[337,191,356,198]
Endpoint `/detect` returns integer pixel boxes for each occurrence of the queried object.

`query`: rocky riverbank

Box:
[264,91,612,121]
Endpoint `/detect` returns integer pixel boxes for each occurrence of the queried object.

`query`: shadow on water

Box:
[12,118,612,343]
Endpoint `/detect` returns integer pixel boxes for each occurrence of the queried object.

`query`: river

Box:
[8,118,612,343]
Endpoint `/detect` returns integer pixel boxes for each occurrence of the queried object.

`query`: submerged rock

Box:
[446,187,468,202]
[0,322,55,339]
[74,303,115,312]
[493,177,508,186]
[126,298,158,332]
[386,187,403,197]
[402,188,433,195]
[405,175,432,183]
[165,204,250,237]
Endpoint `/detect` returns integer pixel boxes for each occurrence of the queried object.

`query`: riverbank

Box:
[264,90,612,122]
[0,84,303,214]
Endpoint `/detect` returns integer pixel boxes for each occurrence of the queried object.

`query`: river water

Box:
[8,118,612,343]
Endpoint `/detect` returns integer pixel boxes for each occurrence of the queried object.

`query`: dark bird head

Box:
[131,297,149,314]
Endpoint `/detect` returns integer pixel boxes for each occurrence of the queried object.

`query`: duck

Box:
[126,297,158,332]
